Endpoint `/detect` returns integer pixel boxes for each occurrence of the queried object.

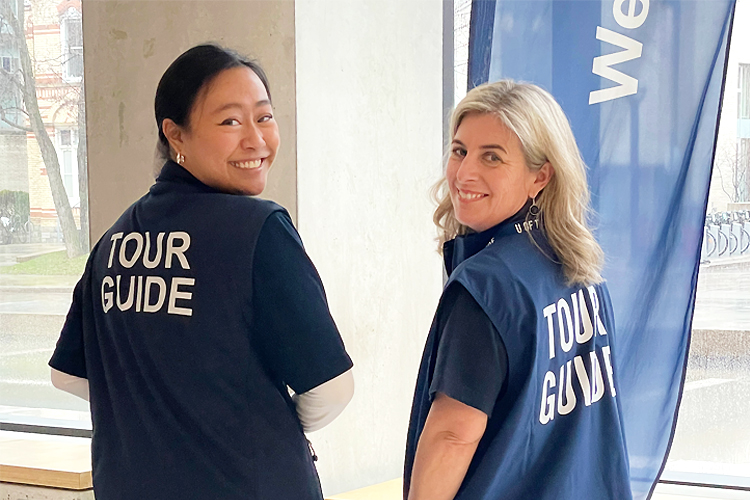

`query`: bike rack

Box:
[704,211,750,259]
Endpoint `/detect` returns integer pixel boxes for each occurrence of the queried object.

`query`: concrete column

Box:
[295,0,445,494]
[82,0,297,242]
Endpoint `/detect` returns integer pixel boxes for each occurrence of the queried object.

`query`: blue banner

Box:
[468,0,736,497]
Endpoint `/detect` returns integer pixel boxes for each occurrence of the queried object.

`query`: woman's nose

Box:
[455,156,479,182]
[241,124,266,149]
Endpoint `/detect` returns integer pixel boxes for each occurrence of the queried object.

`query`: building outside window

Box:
[737,64,750,203]
[739,63,750,120]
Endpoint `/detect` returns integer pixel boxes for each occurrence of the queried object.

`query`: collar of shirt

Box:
[443,199,533,277]
[151,160,219,195]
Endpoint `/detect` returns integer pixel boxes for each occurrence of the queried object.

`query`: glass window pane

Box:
[61,16,83,80]
[454,0,471,105]
[665,1,750,488]
[740,64,750,119]
[0,0,89,430]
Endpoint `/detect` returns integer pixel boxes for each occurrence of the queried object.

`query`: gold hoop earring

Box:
[176,153,185,165]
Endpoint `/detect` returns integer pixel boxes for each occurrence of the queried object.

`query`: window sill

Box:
[0,430,91,490]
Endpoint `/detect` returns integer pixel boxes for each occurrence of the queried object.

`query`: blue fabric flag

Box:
[468,1,736,497]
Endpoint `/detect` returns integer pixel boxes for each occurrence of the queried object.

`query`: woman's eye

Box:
[258,114,274,123]
[451,147,466,157]
[221,118,240,126]
[484,152,502,163]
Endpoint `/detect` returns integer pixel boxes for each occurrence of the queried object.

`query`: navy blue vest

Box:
[78,162,323,499]
[405,213,632,499]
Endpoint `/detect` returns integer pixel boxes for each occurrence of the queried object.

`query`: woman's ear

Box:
[531,161,554,198]
[161,119,184,155]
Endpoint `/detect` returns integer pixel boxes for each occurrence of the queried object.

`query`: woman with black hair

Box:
[49,44,354,500]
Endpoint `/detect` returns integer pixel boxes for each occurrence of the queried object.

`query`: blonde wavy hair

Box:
[434,80,603,285]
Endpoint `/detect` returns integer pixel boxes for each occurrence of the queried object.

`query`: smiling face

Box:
[163,66,279,195]
[447,113,552,232]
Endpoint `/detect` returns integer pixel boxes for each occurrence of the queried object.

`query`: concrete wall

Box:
[295,0,445,495]
[82,0,297,242]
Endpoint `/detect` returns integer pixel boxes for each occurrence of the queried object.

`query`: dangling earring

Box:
[176,153,185,165]
[529,194,540,218]
[525,194,540,231]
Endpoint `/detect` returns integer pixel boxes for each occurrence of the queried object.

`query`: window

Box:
[739,64,750,120]
[0,55,20,116]
[665,13,750,491]
[0,8,20,116]
[56,129,78,202]
[60,9,82,81]
[59,130,71,146]
[0,0,88,434]
[454,0,471,105]
[0,0,18,22]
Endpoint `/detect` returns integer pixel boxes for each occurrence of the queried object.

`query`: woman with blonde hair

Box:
[404,80,631,500]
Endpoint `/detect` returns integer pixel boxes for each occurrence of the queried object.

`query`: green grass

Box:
[0,250,88,275]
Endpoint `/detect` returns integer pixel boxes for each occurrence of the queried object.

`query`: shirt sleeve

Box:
[252,211,353,394]
[429,283,508,417]
[49,274,88,379]
[293,368,354,433]
[51,368,90,401]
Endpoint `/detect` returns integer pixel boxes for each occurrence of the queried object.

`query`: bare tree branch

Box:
[0,67,24,91]
[1,105,31,118]
[0,105,31,131]
[0,114,31,132]
[720,169,733,201]
[713,141,750,204]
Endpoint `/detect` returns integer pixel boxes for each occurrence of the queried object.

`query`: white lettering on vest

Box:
[101,230,195,317]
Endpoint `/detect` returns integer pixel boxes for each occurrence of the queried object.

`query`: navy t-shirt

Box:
[429,283,508,417]
[252,211,353,393]
[50,161,352,500]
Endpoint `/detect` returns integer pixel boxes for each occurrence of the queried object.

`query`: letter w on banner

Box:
[468,0,735,498]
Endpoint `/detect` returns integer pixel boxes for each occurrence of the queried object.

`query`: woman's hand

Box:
[408,392,488,500]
